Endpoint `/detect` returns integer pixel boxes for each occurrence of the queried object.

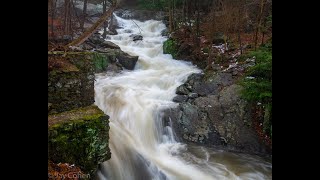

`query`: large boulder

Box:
[162,102,222,145]
[163,71,270,155]
[100,41,120,49]
[48,105,111,177]
[193,82,219,96]
[116,52,138,70]
[48,52,95,114]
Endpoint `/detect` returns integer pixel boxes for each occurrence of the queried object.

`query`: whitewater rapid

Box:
[94,14,272,180]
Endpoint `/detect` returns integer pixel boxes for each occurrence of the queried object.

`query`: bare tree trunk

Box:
[71,0,82,27]
[80,0,88,30]
[172,0,175,30]
[50,0,56,38]
[168,0,173,32]
[102,0,108,38]
[254,0,266,50]
[69,0,73,38]
[183,0,186,24]
[64,0,71,35]
[196,0,200,37]
[261,18,266,45]
[238,29,242,54]
[237,6,243,54]
[187,0,191,30]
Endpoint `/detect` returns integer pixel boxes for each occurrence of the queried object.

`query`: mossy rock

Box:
[48,105,111,177]
[163,38,178,58]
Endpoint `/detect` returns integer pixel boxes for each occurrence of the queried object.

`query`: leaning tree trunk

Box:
[66,4,116,47]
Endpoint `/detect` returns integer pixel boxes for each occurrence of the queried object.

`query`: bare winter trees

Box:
[48,0,115,42]
[80,0,88,30]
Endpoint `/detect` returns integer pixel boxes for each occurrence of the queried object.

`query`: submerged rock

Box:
[130,34,143,41]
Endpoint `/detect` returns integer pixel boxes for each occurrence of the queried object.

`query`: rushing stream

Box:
[94,14,272,180]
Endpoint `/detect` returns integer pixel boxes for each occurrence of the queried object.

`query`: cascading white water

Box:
[95,15,272,180]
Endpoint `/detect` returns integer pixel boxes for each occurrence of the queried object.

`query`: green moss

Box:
[93,53,109,73]
[163,38,178,58]
[240,48,272,102]
[239,45,272,138]
[48,52,95,114]
[48,105,111,176]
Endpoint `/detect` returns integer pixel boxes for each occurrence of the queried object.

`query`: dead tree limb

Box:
[66,5,116,48]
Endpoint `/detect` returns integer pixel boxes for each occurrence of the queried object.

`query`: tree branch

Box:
[66,4,117,48]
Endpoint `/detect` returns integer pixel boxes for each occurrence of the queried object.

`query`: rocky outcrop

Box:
[48,105,111,177]
[48,52,95,114]
[163,69,270,155]
[80,33,139,71]
[48,49,113,178]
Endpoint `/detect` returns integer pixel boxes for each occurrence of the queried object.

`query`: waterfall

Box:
[94,14,271,180]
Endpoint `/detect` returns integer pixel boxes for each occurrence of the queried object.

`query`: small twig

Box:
[131,20,143,34]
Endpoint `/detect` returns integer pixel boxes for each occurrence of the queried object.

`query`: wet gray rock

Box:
[188,93,198,99]
[193,82,219,96]
[106,63,123,73]
[176,85,190,95]
[219,84,242,113]
[173,95,188,103]
[179,103,199,134]
[163,71,269,155]
[131,34,143,41]
[186,73,204,86]
[100,41,120,49]
[161,29,168,37]
[213,72,234,86]
[116,52,138,70]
